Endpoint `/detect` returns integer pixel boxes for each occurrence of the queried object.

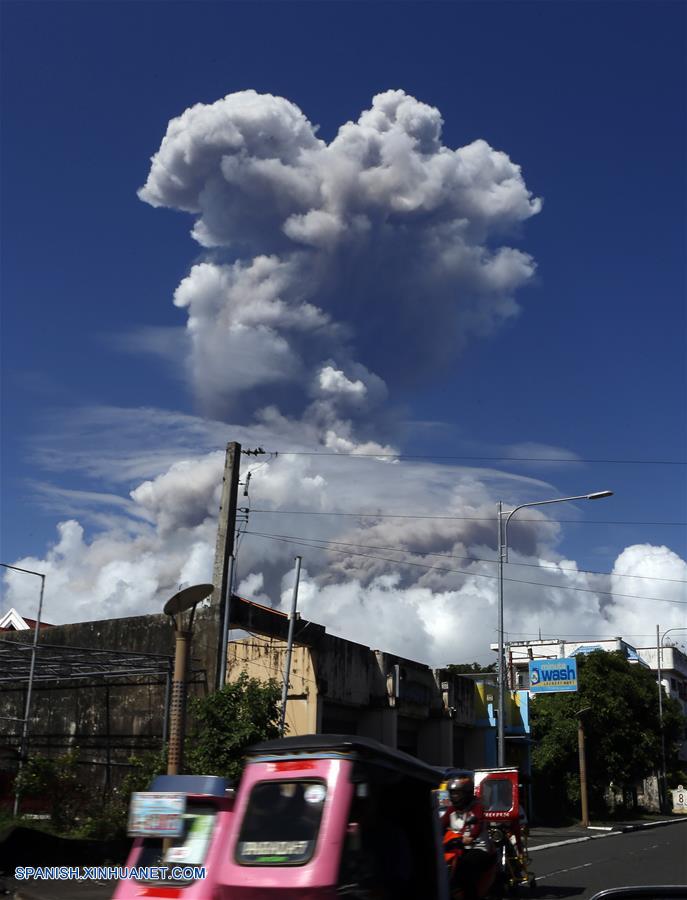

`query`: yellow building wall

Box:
[227,636,319,736]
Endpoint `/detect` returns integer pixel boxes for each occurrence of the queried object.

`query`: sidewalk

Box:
[528,814,687,851]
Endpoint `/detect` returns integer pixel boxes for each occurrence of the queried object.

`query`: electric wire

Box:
[239,528,686,585]
[244,530,687,606]
[247,508,687,527]
[227,630,321,691]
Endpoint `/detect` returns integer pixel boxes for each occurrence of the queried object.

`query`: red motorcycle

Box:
[443,827,500,900]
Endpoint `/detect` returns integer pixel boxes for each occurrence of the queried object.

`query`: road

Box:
[531,822,687,898]
[5,823,686,899]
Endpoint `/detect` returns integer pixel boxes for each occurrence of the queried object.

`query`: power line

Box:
[247,508,687,527]
[244,530,687,606]
[240,529,686,585]
[505,632,687,642]
[273,450,686,466]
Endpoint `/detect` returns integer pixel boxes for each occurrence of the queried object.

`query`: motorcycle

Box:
[474,768,536,894]
[443,827,500,900]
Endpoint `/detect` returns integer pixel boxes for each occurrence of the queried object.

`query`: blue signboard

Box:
[528,657,578,693]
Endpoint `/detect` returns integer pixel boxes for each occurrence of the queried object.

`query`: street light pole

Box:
[496,491,613,766]
[1,563,47,818]
[279,556,303,737]
[656,625,687,810]
[163,584,214,776]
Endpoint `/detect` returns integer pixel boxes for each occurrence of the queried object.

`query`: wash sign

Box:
[529,658,578,694]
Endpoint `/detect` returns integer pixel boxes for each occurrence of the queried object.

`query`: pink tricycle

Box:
[113,774,235,899]
[213,733,450,900]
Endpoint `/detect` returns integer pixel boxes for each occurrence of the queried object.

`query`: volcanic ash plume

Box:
[139,89,541,450]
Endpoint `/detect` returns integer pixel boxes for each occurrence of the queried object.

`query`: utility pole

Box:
[192,442,241,691]
[212,441,242,690]
[577,706,591,827]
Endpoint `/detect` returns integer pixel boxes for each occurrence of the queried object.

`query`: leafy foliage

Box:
[15,749,86,831]
[531,651,685,816]
[444,662,497,675]
[75,749,168,840]
[185,672,282,781]
[14,676,280,837]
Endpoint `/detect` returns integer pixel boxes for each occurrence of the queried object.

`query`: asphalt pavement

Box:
[530,821,687,898]
[4,819,686,899]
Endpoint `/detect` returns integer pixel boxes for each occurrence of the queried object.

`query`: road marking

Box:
[530,832,623,852]
[530,818,687,852]
[539,861,594,880]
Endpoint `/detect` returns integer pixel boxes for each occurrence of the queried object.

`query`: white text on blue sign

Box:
[529,658,578,693]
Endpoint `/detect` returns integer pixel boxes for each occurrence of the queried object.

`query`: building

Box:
[491,634,687,774]
[0,608,53,632]
[228,597,530,770]
[636,643,687,760]
[490,637,649,690]
[0,596,531,806]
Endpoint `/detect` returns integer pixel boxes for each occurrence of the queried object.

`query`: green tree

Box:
[185,672,282,781]
[444,662,497,675]
[531,651,684,817]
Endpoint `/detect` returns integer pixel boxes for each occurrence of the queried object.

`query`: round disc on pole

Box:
[164,583,214,617]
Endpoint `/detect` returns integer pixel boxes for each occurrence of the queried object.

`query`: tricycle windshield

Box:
[480,777,514,812]
[136,801,216,879]
[235,780,327,866]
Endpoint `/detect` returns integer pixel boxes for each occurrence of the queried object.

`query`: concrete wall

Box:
[0,613,204,790]
[227,636,319,735]
[225,633,491,768]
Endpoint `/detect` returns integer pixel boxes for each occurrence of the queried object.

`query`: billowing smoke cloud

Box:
[4,416,685,664]
[4,90,685,664]
[139,89,540,445]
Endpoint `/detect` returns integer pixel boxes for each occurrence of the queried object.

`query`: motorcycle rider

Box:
[441,776,494,898]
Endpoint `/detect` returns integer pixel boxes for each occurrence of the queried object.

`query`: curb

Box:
[618,817,686,833]
[529,816,687,852]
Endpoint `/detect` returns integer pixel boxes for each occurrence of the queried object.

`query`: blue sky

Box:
[1,1,685,661]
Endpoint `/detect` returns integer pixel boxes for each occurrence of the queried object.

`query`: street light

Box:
[656,625,687,809]
[163,583,214,775]
[496,491,613,766]
[1,562,47,818]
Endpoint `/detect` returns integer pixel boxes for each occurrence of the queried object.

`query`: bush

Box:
[15,750,86,831]
[75,749,168,841]
[185,672,282,781]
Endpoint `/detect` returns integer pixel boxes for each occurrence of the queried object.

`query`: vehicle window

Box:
[480,778,513,812]
[236,780,327,866]
[435,788,450,815]
[136,802,216,880]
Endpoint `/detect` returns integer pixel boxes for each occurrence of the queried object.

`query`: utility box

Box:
[671,784,687,814]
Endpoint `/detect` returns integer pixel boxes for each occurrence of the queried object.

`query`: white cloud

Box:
[5,426,686,661]
[318,366,367,398]
[7,90,684,663]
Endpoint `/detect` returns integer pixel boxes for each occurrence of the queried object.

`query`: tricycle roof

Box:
[246,733,442,784]
[148,774,233,797]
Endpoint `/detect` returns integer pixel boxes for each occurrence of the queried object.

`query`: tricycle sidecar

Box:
[475,768,535,892]
[213,733,450,900]
[113,774,235,899]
